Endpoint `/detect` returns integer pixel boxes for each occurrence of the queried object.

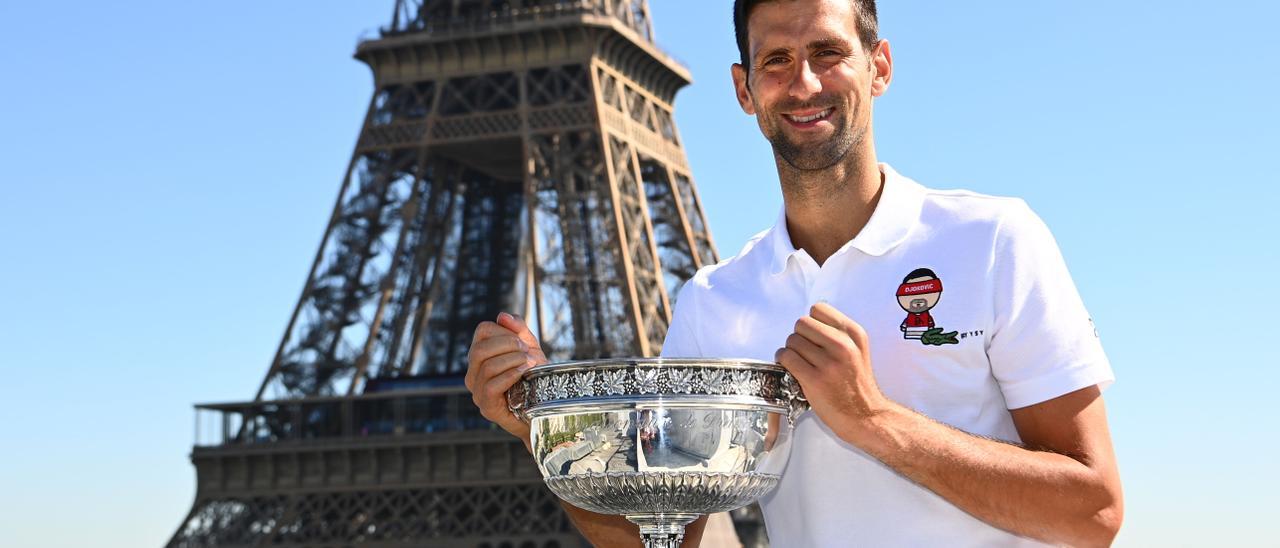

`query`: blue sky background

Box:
[1,1,1276,546]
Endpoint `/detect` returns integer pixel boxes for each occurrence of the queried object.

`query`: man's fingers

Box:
[794,315,849,350]
[469,323,517,389]
[775,346,814,373]
[784,332,825,365]
[471,334,527,364]
[497,312,550,363]
[471,320,512,346]
[479,352,533,383]
[843,316,870,351]
[472,352,531,417]
[484,364,529,404]
[809,302,848,326]
[480,366,532,428]
[774,347,816,388]
[465,317,538,443]
[810,303,869,347]
[497,312,541,347]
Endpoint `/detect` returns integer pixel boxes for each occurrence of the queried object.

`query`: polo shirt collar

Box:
[767,163,924,275]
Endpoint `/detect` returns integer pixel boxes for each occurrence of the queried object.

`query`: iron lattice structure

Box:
[169,1,746,547]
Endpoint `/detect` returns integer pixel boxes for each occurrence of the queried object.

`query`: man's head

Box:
[734,0,880,71]
[730,0,891,172]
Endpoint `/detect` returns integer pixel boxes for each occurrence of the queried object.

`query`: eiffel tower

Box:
[168,1,741,546]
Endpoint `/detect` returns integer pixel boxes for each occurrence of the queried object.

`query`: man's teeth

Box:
[788,109,832,123]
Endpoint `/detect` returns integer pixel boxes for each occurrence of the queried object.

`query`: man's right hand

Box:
[465,312,547,447]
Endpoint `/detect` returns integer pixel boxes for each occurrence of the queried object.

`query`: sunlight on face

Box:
[736,0,881,171]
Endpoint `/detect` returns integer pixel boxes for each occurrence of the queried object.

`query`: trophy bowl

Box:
[508,358,808,548]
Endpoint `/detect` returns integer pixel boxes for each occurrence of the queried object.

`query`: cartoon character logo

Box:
[897,268,958,345]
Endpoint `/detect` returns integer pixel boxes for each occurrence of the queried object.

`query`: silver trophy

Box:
[508,358,808,547]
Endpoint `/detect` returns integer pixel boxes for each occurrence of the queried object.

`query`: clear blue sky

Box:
[1,1,1276,546]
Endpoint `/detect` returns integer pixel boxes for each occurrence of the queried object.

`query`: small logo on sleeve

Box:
[897,268,959,346]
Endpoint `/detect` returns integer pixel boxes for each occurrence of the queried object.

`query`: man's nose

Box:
[788,60,823,99]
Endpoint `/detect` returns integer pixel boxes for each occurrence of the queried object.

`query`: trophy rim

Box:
[521,357,782,378]
[523,395,790,419]
[507,357,809,425]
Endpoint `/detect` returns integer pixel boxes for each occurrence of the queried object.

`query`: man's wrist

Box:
[842,399,915,459]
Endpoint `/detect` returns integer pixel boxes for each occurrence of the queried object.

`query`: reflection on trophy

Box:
[509,358,807,548]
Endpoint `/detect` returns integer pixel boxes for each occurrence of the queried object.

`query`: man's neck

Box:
[778,149,885,266]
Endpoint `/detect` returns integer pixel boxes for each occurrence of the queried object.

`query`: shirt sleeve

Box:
[987,200,1114,409]
[661,279,704,358]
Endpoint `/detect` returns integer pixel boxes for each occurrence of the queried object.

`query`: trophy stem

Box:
[626,513,700,548]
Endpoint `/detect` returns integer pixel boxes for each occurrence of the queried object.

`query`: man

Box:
[466,0,1124,546]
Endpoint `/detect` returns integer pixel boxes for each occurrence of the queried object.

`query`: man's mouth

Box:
[784,108,834,124]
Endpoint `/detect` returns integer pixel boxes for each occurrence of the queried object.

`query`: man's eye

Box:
[816,49,840,57]
[764,57,786,66]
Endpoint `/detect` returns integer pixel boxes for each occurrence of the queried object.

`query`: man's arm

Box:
[858,386,1122,547]
[467,313,709,547]
[778,304,1123,547]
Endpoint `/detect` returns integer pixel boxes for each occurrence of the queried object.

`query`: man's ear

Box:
[731,63,756,115]
[870,39,893,97]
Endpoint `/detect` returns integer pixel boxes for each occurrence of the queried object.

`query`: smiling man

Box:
[466,0,1124,546]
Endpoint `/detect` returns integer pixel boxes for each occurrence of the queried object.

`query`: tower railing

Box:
[384,0,654,43]
[194,386,496,449]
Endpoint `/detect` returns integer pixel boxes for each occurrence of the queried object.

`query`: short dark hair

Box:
[733,0,879,70]
[903,268,937,282]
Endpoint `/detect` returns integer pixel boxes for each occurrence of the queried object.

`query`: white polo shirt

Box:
[660,164,1113,547]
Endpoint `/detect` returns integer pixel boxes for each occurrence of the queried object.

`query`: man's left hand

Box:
[774,302,891,443]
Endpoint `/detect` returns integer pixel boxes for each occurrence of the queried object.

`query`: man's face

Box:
[732,0,890,171]
[897,292,940,313]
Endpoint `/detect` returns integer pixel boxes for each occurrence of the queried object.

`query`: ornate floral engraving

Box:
[603,369,629,395]
[668,368,696,394]
[747,372,764,394]
[636,368,660,394]
[780,372,808,422]
[535,380,552,403]
[515,364,809,422]
[578,371,597,397]
[551,374,571,399]
[702,369,726,395]
[728,370,752,395]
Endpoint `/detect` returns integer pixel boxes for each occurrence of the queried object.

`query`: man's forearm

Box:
[853,404,1121,546]
[559,503,644,547]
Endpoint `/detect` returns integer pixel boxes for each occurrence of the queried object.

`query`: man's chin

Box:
[775,142,848,171]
